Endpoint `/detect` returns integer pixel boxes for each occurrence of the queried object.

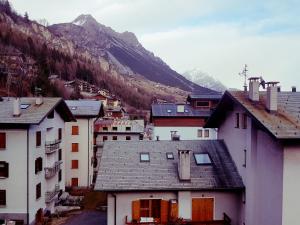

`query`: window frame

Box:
[242,113,247,129]
[112,126,118,131]
[36,183,41,200]
[235,113,240,128]
[194,153,212,165]
[58,128,62,140]
[140,153,150,162]
[71,160,79,169]
[204,130,210,138]
[126,127,131,131]
[72,126,79,135]
[0,190,6,206]
[35,157,43,174]
[112,136,118,141]
[166,152,174,160]
[196,101,210,108]
[126,136,131,141]
[36,131,41,147]
[0,161,9,178]
[197,129,203,138]
[0,133,6,149]
[72,143,79,152]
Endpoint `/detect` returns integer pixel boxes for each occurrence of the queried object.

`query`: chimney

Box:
[171,131,180,141]
[277,86,281,92]
[13,98,21,117]
[178,150,191,181]
[156,136,159,141]
[35,96,43,105]
[292,86,297,92]
[266,81,279,112]
[248,77,260,101]
[177,104,185,113]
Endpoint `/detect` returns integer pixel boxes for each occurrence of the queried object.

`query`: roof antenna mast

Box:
[239,64,248,91]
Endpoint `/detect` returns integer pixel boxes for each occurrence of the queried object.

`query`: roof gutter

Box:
[26,128,29,225]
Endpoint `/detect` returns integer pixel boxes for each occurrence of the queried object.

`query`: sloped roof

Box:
[0,97,75,125]
[206,91,300,139]
[151,103,212,118]
[95,140,244,192]
[65,100,103,118]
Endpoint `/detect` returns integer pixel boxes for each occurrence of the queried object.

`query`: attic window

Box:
[167,109,172,113]
[194,153,212,165]
[166,152,174,160]
[140,153,150,162]
[20,104,30,109]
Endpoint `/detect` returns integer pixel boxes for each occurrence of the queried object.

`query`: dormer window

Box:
[166,152,174,160]
[140,153,150,162]
[194,153,211,165]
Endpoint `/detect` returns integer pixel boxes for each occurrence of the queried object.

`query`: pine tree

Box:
[24,11,29,22]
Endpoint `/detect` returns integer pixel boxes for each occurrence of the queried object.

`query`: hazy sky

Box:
[11,0,300,90]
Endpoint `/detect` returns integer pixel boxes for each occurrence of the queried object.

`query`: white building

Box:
[65,100,103,188]
[0,97,75,225]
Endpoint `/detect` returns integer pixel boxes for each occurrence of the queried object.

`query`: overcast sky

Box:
[11,0,300,90]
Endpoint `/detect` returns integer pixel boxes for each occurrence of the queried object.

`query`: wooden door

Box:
[71,178,78,187]
[192,198,214,221]
[35,208,43,224]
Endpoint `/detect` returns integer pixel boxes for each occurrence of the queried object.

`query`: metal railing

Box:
[44,161,62,179]
[45,184,60,204]
[45,139,61,154]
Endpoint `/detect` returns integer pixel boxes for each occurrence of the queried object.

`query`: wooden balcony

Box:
[45,184,60,204]
[44,161,62,179]
[45,139,61,154]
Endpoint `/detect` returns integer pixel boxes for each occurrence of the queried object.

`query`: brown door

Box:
[192,198,214,221]
[71,178,78,187]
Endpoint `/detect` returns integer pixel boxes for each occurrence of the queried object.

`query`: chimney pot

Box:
[178,150,191,180]
[292,86,296,92]
[13,98,21,117]
[248,77,260,101]
[266,81,279,112]
[35,96,43,105]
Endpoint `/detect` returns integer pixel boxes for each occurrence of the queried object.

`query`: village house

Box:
[150,91,222,140]
[64,100,104,188]
[95,140,244,225]
[205,78,300,225]
[0,97,75,225]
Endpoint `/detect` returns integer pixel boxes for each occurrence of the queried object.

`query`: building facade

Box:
[0,97,74,225]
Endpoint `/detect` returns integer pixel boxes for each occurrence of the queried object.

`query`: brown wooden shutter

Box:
[192,198,214,221]
[72,143,79,152]
[72,126,79,135]
[36,131,41,147]
[169,201,178,220]
[160,200,169,224]
[132,200,140,221]
[0,133,6,149]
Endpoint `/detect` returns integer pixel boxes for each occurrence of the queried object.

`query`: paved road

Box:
[63,210,107,225]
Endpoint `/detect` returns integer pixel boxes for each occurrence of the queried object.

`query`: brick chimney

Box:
[178,150,191,181]
[266,82,279,112]
[248,77,260,101]
[13,98,21,117]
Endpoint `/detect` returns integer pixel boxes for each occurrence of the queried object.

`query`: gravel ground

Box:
[62,210,107,225]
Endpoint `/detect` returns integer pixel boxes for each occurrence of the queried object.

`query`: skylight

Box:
[71,106,77,110]
[194,153,212,165]
[140,153,150,162]
[167,109,172,113]
[20,104,30,109]
[166,152,174,160]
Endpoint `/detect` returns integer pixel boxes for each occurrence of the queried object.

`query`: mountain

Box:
[48,14,208,92]
[183,69,226,92]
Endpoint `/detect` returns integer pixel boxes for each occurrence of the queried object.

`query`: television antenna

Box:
[239,64,248,91]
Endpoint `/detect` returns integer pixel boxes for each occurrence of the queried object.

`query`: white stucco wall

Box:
[282,144,300,225]
[65,118,94,187]
[153,127,217,140]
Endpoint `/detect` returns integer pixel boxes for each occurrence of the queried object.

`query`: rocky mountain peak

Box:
[72,14,98,26]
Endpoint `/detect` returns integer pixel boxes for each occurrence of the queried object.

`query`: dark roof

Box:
[151,103,211,118]
[206,90,300,139]
[65,100,103,118]
[95,140,244,192]
[0,97,75,125]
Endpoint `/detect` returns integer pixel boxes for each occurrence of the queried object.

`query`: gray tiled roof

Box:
[66,100,102,117]
[0,97,74,124]
[151,103,212,117]
[95,140,244,191]
[206,91,300,139]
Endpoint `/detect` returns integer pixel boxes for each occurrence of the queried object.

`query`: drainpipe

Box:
[112,194,117,225]
[26,128,29,225]
[88,119,90,187]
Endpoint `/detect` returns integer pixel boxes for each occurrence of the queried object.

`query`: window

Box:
[139,134,144,140]
[197,129,203,138]
[58,169,62,182]
[0,190,6,206]
[0,162,9,178]
[166,152,174,160]
[71,160,79,169]
[36,183,41,199]
[0,133,6,149]
[242,113,247,129]
[194,153,212,165]
[140,153,150,162]
[235,113,240,128]
[72,126,79,135]
[204,130,209,138]
[112,127,118,131]
[103,127,108,131]
[58,149,62,161]
[20,104,30,109]
[167,109,172,113]
[47,110,54,119]
[58,128,62,140]
[196,101,209,107]
[139,199,161,218]
[126,127,131,131]
[243,149,247,168]
[126,136,131,140]
[103,136,108,142]
[35,157,43,174]
[72,143,79,152]
[71,178,78,187]
[112,136,117,141]
[36,131,41,147]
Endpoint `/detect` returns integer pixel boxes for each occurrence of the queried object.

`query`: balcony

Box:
[45,139,61,154]
[44,161,62,179]
[45,184,60,204]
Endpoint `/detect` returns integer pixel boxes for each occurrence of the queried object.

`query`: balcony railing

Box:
[44,161,62,179]
[45,184,60,204]
[45,139,61,154]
